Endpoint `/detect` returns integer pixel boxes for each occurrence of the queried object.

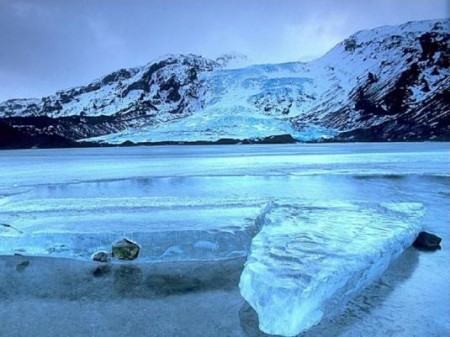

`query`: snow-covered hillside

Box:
[0,19,448,147]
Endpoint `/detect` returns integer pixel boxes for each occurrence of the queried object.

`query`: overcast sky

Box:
[0,0,448,101]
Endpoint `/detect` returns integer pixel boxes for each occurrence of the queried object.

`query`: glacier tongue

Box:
[239,201,424,336]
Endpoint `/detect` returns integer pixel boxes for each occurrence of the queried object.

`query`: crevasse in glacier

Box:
[239,201,424,336]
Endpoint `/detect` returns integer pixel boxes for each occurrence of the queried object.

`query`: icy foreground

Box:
[239,202,424,336]
[0,144,448,336]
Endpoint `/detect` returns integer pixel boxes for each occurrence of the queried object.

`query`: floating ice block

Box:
[239,202,424,336]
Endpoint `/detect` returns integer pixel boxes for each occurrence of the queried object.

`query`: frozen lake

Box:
[0,143,449,336]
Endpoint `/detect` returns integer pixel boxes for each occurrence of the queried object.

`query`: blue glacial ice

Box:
[239,201,424,336]
[0,197,270,261]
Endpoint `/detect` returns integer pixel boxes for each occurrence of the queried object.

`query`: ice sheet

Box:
[0,143,448,189]
[0,143,448,337]
[0,197,270,261]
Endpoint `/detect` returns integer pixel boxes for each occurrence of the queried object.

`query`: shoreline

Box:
[1,136,449,151]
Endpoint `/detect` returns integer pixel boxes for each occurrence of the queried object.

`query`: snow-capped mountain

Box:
[0,19,448,148]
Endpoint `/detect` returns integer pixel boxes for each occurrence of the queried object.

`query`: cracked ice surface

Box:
[239,201,424,336]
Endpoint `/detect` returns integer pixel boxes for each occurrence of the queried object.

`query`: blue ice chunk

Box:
[239,202,424,336]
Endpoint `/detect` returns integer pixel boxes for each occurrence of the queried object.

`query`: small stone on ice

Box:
[112,238,140,260]
[91,250,111,263]
[413,231,442,251]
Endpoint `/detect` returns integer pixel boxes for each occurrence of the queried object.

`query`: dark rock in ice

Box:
[16,260,30,272]
[112,238,140,260]
[413,231,442,251]
[91,250,111,263]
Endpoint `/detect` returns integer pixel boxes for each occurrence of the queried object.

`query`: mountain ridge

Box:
[1,18,448,148]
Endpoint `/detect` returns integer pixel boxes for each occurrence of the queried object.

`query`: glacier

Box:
[239,201,425,336]
[83,62,338,144]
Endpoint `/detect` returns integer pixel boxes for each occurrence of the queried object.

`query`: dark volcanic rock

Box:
[250,134,297,144]
[0,122,24,147]
[0,121,78,149]
[413,231,442,251]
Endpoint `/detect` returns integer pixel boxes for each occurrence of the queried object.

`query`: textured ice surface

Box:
[0,197,269,261]
[239,201,424,336]
[0,143,448,337]
[0,143,446,263]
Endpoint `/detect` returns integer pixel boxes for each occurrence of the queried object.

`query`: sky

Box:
[0,0,448,101]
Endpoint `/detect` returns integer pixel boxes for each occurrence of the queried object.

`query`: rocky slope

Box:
[0,19,448,148]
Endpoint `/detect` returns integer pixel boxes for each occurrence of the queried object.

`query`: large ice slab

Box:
[0,196,269,262]
[239,201,424,336]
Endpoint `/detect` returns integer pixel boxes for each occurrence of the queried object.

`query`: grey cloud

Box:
[0,0,448,101]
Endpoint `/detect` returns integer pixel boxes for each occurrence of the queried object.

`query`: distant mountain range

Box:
[1,19,448,148]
